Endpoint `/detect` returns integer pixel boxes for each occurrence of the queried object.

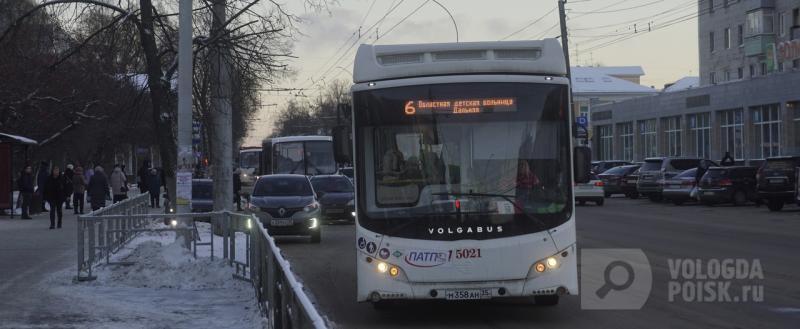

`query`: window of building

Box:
[794,8,800,27]
[752,104,782,159]
[720,109,744,160]
[723,0,729,8]
[750,64,756,77]
[618,122,634,161]
[779,12,787,36]
[709,31,715,52]
[710,71,716,84]
[724,28,731,49]
[689,113,711,159]
[709,0,714,14]
[791,102,800,154]
[639,119,657,159]
[663,116,682,157]
[597,125,614,161]
[761,62,767,75]
[746,9,774,36]
[737,24,744,46]
[724,70,731,81]
[579,105,589,118]
[737,67,743,79]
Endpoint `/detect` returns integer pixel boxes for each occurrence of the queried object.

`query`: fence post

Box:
[77,216,84,278]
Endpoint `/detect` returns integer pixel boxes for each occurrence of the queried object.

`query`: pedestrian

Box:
[147,168,161,208]
[110,164,128,203]
[36,161,49,211]
[138,160,150,194]
[43,166,69,229]
[72,166,86,214]
[87,166,110,211]
[17,165,34,220]
[63,164,75,209]
[233,169,242,211]
[721,151,735,166]
[84,163,95,184]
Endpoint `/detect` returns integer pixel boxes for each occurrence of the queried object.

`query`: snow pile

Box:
[96,240,234,290]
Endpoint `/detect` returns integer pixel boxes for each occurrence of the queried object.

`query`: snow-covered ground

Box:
[33,223,265,329]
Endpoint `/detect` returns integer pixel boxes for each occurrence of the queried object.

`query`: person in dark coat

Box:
[42,166,69,229]
[87,166,110,211]
[138,160,150,194]
[147,168,162,208]
[721,151,735,166]
[17,165,35,219]
[63,164,75,209]
[36,161,49,210]
[233,170,242,211]
[72,166,87,214]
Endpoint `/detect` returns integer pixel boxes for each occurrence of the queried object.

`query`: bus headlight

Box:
[373,260,404,279]
[528,251,567,277]
[377,262,388,273]
[546,257,558,269]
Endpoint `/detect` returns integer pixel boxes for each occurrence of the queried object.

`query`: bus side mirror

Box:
[574,146,591,184]
[333,125,352,164]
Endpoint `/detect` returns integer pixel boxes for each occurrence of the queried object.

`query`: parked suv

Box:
[757,156,800,211]
[698,166,758,206]
[637,157,717,202]
[598,164,640,198]
[592,160,633,174]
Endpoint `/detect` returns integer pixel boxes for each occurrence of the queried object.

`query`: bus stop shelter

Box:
[0,133,37,218]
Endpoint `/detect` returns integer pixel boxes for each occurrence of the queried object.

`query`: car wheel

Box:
[534,295,559,306]
[672,199,685,206]
[603,192,611,198]
[310,230,321,243]
[767,199,784,212]
[732,190,747,206]
[596,198,604,206]
[627,192,639,199]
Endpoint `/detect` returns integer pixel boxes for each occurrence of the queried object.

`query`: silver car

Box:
[247,174,322,243]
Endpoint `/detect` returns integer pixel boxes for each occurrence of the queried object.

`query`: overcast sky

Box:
[246,0,700,144]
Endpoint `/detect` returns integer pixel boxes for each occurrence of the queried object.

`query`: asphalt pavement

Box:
[278,198,800,329]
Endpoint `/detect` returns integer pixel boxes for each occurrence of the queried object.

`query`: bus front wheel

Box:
[534,295,559,306]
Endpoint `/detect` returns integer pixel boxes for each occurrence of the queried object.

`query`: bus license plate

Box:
[270,219,293,227]
[445,289,491,300]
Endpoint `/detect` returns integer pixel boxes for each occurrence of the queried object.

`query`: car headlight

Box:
[303,202,319,212]
[309,217,318,229]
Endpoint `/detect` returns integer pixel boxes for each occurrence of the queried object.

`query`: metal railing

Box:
[76,198,327,329]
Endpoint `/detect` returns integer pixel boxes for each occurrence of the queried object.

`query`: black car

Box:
[698,166,758,206]
[310,175,355,222]
[598,165,640,198]
[591,160,633,174]
[757,156,800,211]
[191,179,213,213]
[247,175,322,242]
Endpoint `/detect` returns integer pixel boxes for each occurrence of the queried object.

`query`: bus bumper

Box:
[356,244,579,302]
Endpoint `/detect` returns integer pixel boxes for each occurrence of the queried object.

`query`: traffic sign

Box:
[576,116,588,128]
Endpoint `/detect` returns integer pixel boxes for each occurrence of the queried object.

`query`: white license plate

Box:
[445,289,491,300]
[627,179,637,184]
[269,219,293,227]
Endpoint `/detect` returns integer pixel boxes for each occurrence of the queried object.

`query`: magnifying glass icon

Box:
[595,260,635,298]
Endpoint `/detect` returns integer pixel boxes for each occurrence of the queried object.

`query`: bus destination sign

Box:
[404,98,517,115]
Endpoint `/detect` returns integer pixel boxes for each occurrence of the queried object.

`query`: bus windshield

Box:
[354,82,572,240]
[240,151,260,169]
[273,140,336,175]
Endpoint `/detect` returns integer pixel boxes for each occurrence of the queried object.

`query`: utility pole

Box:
[176,0,194,246]
[210,0,234,215]
[558,0,581,143]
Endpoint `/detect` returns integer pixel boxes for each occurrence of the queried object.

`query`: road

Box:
[278,197,800,329]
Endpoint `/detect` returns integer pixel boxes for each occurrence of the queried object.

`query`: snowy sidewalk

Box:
[0,213,263,328]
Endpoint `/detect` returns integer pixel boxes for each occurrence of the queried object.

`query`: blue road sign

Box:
[576,116,588,128]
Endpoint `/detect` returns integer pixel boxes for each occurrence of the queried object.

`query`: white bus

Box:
[261,136,337,176]
[336,39,591,307]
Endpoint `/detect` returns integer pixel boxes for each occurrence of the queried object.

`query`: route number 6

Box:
[405,101,416,115]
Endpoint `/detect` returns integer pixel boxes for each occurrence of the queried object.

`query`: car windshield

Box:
[354,82,572,240]
[311,176,354,193]
[641,160,662,171]
[239,151,260,169]
[765,159,795,170]
[253,176,313,196]
[675,168,697,178]
[192,182,213,199]
[602,166,627,175]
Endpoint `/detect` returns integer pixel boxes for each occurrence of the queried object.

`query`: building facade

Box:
[699,0,800,85]
[590,0,800,164]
